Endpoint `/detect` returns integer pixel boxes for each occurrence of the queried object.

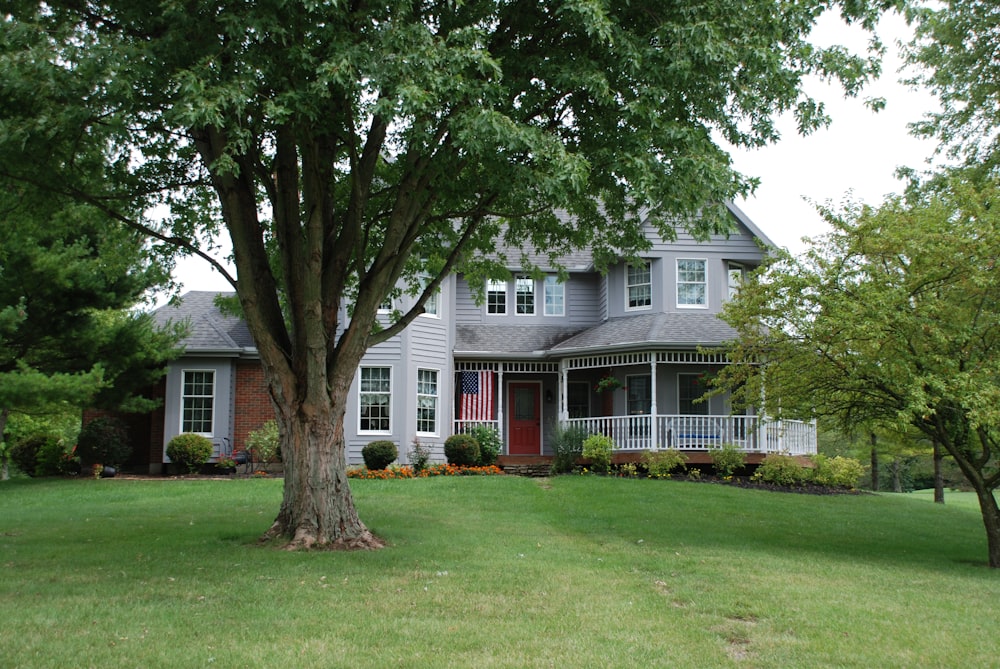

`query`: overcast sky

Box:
[169,9,941,295]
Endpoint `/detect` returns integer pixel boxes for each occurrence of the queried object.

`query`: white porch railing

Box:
[562,414,816,455]
[454,420,501,435]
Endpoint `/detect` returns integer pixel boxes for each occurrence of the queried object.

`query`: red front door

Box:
[508,382,541,455]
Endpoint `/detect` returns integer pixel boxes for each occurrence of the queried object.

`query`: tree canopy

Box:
[0,0,898,548]
[717,175,1000,566]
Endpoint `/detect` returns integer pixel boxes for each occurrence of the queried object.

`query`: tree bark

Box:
[933,439,944,504]
[974,487,1000,569]
[869,432,879,492]
[890,457,902,493]
[261,392,384,551]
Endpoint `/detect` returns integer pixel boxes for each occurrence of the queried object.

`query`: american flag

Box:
[459,370,495,421]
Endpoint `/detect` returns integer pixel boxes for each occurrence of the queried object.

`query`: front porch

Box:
[457,413,816,457]
[454,352,817,458]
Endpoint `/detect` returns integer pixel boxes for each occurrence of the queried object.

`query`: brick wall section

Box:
[233,360,275,451]
[81,377,165,472]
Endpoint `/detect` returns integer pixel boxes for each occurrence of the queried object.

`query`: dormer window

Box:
[677,258,707,308]
[626,262,652,310]
[515,275,535,315]
[543,276,565,316]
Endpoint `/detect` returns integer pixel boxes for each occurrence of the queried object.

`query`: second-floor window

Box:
[626,262,652,310]
[181,370,215,435]
[544,276,565,316]
[677,258,707,307]
[515,275,535,315]
[727,264,744,301]
[359,367,391,433]
[416,369,438,435]
[487,279,507,314]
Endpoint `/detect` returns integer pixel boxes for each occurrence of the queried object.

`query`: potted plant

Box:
[594,375,624,393]
[216,455,237,474]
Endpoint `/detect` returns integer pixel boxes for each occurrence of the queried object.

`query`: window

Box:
[727,264,744,301]
[543,276,565,316]
[181,370,215,435]
[678,373,709,415]
[424,290,439,316]
[486,279,507,314]
[377,297,392,314]
[626,374,652,415]
[515,275,535,315]
[626,262,652,310]
[567,382,590,418]
[677,258,707,307]
[416,369,439,434]
[359,367,391,432]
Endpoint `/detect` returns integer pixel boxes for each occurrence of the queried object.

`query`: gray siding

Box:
[162,357,236,463]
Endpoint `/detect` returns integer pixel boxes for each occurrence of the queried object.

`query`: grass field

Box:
[1,475,997,668]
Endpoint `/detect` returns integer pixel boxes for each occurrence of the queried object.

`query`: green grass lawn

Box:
[1,476,997,668]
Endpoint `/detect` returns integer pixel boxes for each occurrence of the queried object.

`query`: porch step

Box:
[497,456,553,477]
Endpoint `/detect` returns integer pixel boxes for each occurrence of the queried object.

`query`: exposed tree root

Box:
[259,521,386,551]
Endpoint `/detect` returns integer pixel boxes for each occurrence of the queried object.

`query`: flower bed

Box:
[347,464,503,479]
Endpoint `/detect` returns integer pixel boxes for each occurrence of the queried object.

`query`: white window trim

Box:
[676,258,708,309]
[515,275,536,316]
[486,279,507,316]
[625,261,653,312]
[543,276,565,317]
[416,368,440,436]
[358,366,392,435]
[180,369,216,437]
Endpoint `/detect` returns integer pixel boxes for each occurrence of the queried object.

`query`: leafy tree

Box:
[0,184,181,479]
[0,1,895,548]
[717,176,1000,567]
[906,0,1000,170]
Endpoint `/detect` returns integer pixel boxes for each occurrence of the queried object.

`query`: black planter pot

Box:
[100,466,117,478]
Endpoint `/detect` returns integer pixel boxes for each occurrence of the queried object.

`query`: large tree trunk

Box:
[973,487,1000,568]
[869,432,879,491]
[261,393,384,550]
[933,439,944,504]
[0,408,8,482]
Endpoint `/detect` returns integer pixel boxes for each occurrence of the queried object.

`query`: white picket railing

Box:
[561,414,816,455]
[452,415,817,455]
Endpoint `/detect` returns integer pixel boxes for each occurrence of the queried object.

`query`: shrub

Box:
[76,417,131,468]
[813,454,865,489]
[641,449,688,479]
[166,433,214,474]
[361,440,398,470]
[468,425,501,466]
[582,434,614,474]
[710,443,745,479]
[408,436,431,473]
[444,433,481,466]
[9,438,38,476]
[550,425,588,474]
[753,453,807,486]
[246,420,281,464]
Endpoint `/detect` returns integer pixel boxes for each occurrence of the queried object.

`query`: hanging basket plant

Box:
[594,375,625,393]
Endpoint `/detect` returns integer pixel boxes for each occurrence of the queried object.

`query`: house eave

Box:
[548,340,730,358]
[453,350,550,360]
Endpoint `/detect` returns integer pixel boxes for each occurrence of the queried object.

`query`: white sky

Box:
[170,10,941,294]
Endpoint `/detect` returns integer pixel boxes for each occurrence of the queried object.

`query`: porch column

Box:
[496,366,505,452]
[559,360,569,422]
[649,355,659,449]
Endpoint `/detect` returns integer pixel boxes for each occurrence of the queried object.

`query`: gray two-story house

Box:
[122,202,815,474]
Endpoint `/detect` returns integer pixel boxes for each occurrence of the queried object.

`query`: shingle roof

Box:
[152,291,256,353]
[548,312,738,354]
[454,324,587,356]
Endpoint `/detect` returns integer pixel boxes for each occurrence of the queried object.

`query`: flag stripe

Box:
[459,370,494,421]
